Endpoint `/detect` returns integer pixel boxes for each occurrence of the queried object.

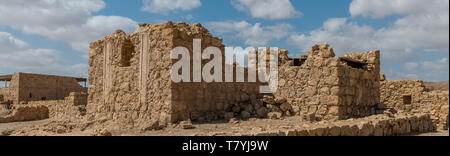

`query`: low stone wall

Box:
[246,114,435,136]
[27,92,87,121]
[431,103,449,130]
[381,80,449,130]
[0,105,49,123]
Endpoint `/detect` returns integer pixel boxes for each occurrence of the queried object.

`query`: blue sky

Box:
[0,0,448,81]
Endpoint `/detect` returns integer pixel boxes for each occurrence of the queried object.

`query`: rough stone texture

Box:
[88,22,261,129]
[0,73,86,105]
[27,92,88,121]
[242,114,435,136]
[381,80,449,130]
[431,104,449,130]
[0,92,87,123]
[0,105,49,123]
[274,44,380,121]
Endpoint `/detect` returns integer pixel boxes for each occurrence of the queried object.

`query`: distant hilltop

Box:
[424,81,450,91]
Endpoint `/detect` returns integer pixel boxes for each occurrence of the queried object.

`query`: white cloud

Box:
[0,0,138,53]
[231,0,302,20]
[0,33,88,77]
[288,0,449,81]
[0,32,28,52]
[289,0,449,58]
[350,0,449,18]
[141,0,201,13]
[0,49,88,77]
[206,21,293,46]
[404,62,419,72]
[421,58,449,71]
[391,58,450,81]
[289,18,379,56]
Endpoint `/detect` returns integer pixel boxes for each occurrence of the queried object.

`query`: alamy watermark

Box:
[170,39,278,94]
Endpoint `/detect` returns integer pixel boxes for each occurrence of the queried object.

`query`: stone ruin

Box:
[0,73,88,123]
[0,22,447,136]
[0,73,87,105]
[274,45,380,121]
[87,22,385,129]
[88,22,262,129]
[380,79,449,130]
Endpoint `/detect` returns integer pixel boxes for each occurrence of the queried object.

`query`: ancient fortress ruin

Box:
[0,22,448,136]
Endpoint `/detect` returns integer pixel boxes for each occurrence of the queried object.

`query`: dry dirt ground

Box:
[1,117,448,136]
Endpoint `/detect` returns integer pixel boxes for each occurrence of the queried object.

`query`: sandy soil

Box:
[0,119,51,136]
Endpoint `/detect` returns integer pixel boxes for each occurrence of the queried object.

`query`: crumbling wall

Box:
[88,22,383,129]
[88,22,262,129]
[3,74,19,104]
[381,80,449,129]
[0,105,49,123]
[250,113,435,136]
[27,92,88,121]
[431,103,449,130]
[275,44,380,121]
[0,89,7,100]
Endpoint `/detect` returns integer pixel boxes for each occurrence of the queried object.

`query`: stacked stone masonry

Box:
[0,73,86,105]
[1,22,446,136]
[0,105,49,123]
[88,22,384,128]
[194,113,435,136]
[381,80,449,130]
[274,44,380,121]
[88,22,261,129]
[0,92,87,123]
[257,113,435,136]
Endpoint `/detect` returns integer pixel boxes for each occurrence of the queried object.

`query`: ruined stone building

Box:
[88,22,262,127]
[0,73,87,106]
[0,21,447,136]
[380,79,449,129]
[274,45,380,121]
[88,22,381,128]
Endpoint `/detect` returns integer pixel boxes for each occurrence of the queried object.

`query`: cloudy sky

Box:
[0,0,448,81]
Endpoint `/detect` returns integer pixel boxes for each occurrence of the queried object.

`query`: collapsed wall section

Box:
[275,44,380,121]
[381,80,449,129]
[88,26,172,127]
[88,22,262,128]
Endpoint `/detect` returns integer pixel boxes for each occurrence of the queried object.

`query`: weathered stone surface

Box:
[274,44,381,121]
[0,105,49,123]
[249,113,434,136]
[179,120,194,129]
[381,80,449,130]
[0,73,86,105]
[262,95,276,105]
[268,112,282,119]
[256,107,269,118]
[240,111,251,119]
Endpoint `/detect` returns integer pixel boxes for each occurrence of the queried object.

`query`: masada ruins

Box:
[0,22,448,136]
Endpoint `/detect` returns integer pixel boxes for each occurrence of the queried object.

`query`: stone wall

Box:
[381,80,449,130]
[0,88,7,100]
[88,22,385,129]
[1,74,18,104]
[251,114,435,136]
[88,22,262,129]
[15,73,86,103]
[27,92,88,121]
[274,44,380,121]
[0,73,86,105]
[431,103,449,130]
[0,105,49,123]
